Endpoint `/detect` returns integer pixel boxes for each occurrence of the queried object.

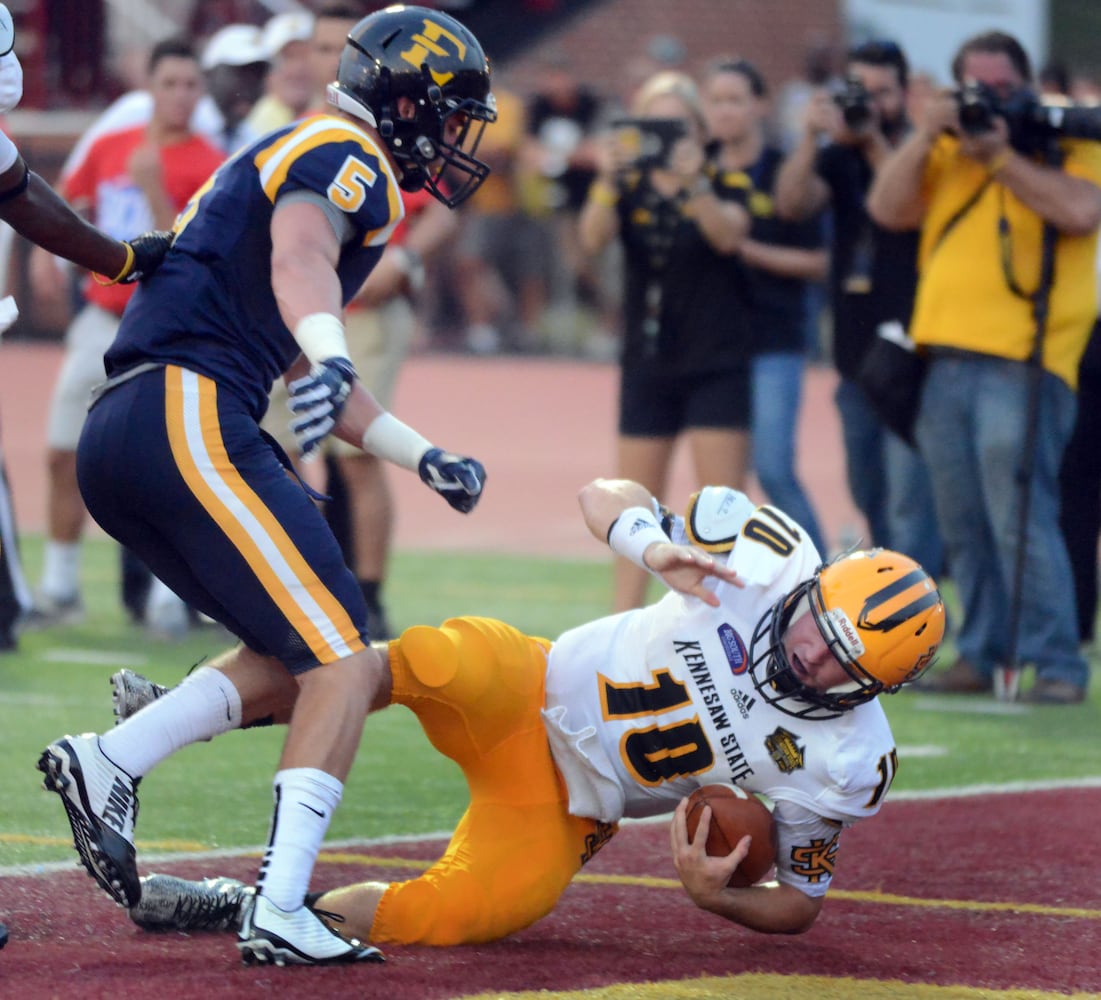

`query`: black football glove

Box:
[288,357,357,457]
[119,230,175,284]
[418,447,486,514]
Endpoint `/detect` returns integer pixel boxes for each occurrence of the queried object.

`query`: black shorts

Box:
[618,365,750,437]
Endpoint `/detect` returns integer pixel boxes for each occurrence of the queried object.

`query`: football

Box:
[684,784,778,887]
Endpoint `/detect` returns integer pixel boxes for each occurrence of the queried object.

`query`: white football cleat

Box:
[238,894,384,966]
[37,734,141,907]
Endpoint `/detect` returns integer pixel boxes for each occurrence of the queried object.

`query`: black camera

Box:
[833,74,874,130]
[610,117,687,171]
[955,80,1101,155]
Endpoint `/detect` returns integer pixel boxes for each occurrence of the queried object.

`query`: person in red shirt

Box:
[26,37,225,629]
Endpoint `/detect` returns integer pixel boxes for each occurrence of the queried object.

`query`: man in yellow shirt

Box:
[868,30,1101,703]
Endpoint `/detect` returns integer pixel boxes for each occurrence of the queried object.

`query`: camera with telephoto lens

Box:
[833,74,874,130]
[955,80,1101,155]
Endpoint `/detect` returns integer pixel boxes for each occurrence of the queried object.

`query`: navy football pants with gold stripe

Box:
[77,366,368,672]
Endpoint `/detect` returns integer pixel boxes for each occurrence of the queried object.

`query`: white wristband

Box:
[360,412,432,471]
[294,313,350,366]
[608,506,669,571]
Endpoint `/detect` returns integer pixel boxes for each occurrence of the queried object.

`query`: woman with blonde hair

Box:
[580,71,751,610]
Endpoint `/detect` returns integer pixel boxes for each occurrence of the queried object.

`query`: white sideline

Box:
[5,776,1101,880]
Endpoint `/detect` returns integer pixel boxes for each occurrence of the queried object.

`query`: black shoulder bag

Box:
[857,176,992,445]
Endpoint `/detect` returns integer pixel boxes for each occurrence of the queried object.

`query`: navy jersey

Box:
[107,114,405,418]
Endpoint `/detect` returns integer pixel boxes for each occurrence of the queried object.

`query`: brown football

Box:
[684,784,779,887]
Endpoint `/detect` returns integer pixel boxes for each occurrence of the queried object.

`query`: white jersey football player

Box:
[113,477,944,943]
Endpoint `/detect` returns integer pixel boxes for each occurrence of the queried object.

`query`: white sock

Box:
[40,541,80,600]
[256,768,343,911]
[99,667,243,777]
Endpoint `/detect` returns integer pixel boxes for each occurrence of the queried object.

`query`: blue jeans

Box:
[915,354,1086,686]
[751,352,826,556]
[833,377,942,573]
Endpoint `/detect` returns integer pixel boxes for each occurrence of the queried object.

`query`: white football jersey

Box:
[543,487,900,896]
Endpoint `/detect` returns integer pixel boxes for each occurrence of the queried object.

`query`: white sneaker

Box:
[237,894,384,966]
[37,734,141,907]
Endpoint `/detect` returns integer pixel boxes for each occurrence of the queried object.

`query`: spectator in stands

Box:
[774,39,942,576]
[25,39,224,634]
[451,75,549,355]
[198,22,271,152]
[701,57,828,557]
[61,23,270,161]
[521,50,607,355]
[246,10,315,134]
[579,70,750,611]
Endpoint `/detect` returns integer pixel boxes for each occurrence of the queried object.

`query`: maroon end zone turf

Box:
[2,787,1098,997]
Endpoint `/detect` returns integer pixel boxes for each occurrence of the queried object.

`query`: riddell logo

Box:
[825,608,865,658]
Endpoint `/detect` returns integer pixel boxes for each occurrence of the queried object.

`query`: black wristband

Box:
[0,160,30,205]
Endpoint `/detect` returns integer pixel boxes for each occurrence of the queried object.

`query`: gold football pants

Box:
[370,616,615,945]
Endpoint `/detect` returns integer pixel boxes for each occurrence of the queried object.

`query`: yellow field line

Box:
[458,972,1101,1000]
[315,851,1101,921]
[2,833,209,851]
[11,840,1098,922]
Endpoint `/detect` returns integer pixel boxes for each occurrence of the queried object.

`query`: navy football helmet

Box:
[327,4,496,207]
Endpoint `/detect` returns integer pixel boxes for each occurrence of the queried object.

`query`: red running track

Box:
[0,344,863,557]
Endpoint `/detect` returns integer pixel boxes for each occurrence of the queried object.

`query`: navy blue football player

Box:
[37,5,496,967]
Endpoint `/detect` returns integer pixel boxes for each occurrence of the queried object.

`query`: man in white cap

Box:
[247,10,315,133]
[63,23,270,165]
[197,22,271,152]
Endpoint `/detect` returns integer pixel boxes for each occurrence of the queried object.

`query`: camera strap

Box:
[928,176,992,257]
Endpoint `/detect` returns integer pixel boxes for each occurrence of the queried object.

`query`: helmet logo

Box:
[857,569,940,632]
[400,19,467,86]
[824,607,865,659]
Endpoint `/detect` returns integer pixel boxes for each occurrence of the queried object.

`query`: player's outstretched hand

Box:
[288,358,357,456]
[119,231,175,283]
[418,447,485,513]
[644,541,742,606]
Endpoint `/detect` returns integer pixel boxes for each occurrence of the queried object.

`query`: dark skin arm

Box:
[0,159,129,277]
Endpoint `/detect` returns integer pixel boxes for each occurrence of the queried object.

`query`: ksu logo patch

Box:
[717,623,749,675]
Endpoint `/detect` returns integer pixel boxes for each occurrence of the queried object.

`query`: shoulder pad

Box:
[683,487,756,553]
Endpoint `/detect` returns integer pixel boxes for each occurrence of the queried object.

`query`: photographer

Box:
[579,70,750,611]
[774,40,942,575]
[867,30,1101,702]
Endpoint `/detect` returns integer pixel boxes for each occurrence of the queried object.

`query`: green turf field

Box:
[2,536,1097,869]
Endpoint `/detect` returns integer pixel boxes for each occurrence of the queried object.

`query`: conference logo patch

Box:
[717,623,749,675]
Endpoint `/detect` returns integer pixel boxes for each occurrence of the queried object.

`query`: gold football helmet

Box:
[750,549,945,719]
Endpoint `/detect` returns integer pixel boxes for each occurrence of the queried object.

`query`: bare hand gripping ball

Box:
[685,784,779,887]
